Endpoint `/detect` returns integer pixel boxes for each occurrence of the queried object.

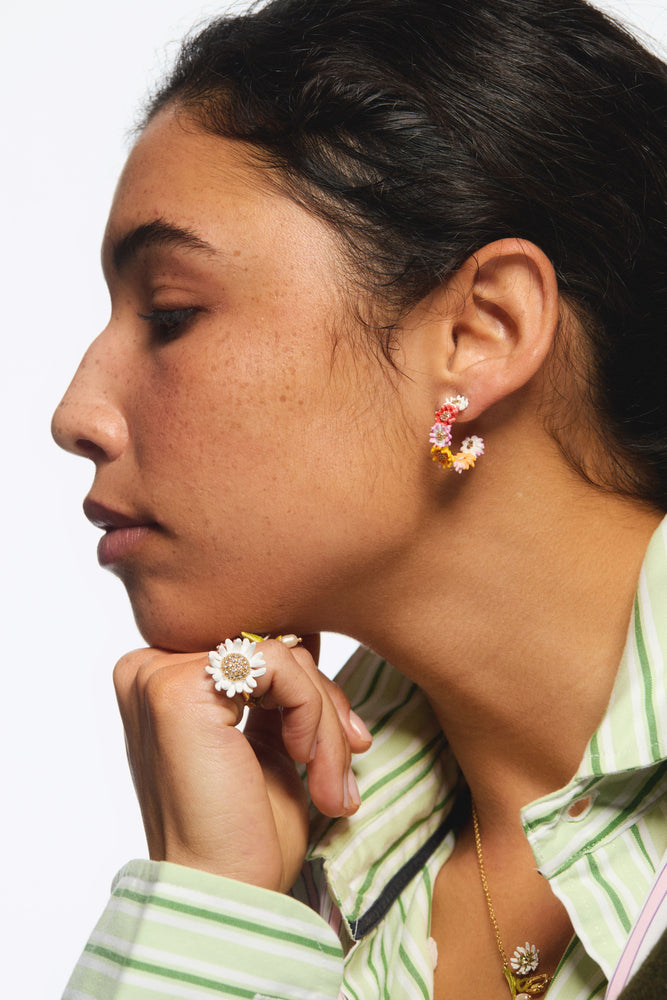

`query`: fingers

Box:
[114,646,243,728]
[317,669,373,753]
[248,643,324,762]
[114,639,373,824]
[245,641,372,818]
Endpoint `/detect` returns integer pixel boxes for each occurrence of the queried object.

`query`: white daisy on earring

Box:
[461,435,485,458]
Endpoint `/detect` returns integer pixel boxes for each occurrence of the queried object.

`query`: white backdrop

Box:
[1,1,664,995]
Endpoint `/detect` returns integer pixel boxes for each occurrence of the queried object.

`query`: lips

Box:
[83,498,158,567]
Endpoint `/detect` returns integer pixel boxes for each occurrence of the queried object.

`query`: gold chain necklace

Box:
[472,803,552,999]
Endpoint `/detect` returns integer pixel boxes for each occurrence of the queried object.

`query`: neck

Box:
[340,456,661,827]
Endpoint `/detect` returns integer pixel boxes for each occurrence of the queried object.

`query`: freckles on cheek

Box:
[142,361,259,473]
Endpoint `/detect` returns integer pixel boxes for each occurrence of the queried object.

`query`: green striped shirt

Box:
[64,520,667,999]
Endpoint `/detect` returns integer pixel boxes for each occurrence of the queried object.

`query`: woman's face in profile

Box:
[52,107,427,651]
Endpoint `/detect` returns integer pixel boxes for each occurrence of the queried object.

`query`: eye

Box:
[138,307,199,343]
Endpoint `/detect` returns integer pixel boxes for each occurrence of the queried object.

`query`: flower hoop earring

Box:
[429,395,485,473]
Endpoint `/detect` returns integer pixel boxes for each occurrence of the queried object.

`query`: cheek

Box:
[133,318,334,471]
[131,342,258,465]
[129,326,421,570]
[126,341,327,547]
[119,357,427,649]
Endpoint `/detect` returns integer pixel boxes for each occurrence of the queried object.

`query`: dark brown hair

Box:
[146,0,667,509]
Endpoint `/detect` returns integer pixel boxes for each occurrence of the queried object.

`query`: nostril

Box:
[75,438,109,461]
[52,401,129,462]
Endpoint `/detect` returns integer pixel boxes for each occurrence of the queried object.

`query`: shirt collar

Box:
[584,517,667,776]
[521,518,667,979]
[522,517,667,854]
[310,518,667,941]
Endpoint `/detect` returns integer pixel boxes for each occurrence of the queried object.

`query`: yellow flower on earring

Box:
[430,397,485,473]
[451,452,476,473]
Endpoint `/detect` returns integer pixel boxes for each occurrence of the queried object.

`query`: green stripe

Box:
[310,664,424,849]
[553,765,666,875]
[522,800,567,835]
[341,968,361,1000]
[379,925,391,1000]
[553,934,578,976]
[398,941,430,1000]
[423,865,433,907]
[634,595,660,756]
[550,936,606,999]
[522,777,602,835]
[311,730,444,851]
[85,943,256,998]
[364,732,444,801]
[351,657,392,710]
[115,888,340,957]
[369,683,422,739]
[366,927,381,998]
[344,654,387,709]
[349,788,453,919]
[589,731,603,776]
[586,854,632,933]
[630,823,655,869]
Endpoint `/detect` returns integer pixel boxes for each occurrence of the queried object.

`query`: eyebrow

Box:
[111,219,219,272]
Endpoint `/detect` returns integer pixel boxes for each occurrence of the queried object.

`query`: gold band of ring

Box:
[243,692,266,708]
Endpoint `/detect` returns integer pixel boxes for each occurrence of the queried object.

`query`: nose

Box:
[51,335,129,463]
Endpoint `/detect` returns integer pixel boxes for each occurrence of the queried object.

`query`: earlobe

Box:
[447,239,560,417]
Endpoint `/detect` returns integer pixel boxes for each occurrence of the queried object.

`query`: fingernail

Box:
[345,769,361,811]
[349,710,372,743]
[308,737,318,762]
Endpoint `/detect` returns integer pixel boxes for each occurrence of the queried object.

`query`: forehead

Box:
[102,107,336,274]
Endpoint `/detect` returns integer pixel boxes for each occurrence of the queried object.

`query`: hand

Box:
[113,637,372,893]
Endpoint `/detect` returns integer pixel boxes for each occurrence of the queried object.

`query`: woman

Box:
[52,0,666,997]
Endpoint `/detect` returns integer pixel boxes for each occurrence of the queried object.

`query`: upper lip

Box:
[83,497,156,531]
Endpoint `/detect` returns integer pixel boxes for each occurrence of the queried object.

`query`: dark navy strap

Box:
[348,786,470,940]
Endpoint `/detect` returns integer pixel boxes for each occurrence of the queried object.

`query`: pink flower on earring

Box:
[429,422,452,448]
[429,396,484,473]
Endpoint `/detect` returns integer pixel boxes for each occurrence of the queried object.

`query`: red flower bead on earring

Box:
[429,395,485,472]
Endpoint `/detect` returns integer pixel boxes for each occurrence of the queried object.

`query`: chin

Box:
[125,585,293,654]
[120,564,324,653]
[126,590,237,653]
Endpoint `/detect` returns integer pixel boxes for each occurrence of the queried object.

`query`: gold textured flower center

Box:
[221,653,250,681]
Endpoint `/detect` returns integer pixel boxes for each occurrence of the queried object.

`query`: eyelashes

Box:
[138,307,199,343]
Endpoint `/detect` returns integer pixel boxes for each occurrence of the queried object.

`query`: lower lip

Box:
[97,525,154,566]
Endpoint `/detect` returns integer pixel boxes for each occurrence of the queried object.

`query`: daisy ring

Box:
[206,637,267,700]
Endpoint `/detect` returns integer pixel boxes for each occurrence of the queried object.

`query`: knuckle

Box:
[282,687,323,746]
[143,665,174,699]
[119,651,214,719]
[113,648,149,693]
[263,638,294,664]
[135,657,161,689]
[291,646,318,673]
[142,665,189,716]
[322,677,351,715]
[306,683,324,719]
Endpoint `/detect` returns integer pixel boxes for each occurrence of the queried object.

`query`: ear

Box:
[437,239,559,418]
